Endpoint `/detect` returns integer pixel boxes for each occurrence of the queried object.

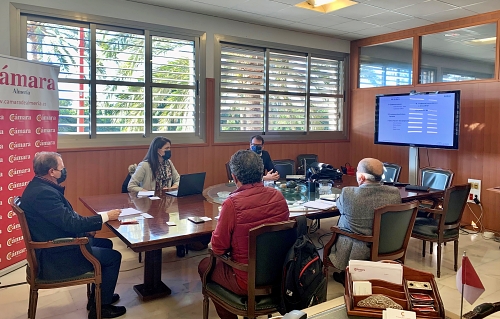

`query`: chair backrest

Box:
[420,167,454,190]
[296,154,318,174]
[225,162,233,182]
[248,220,297,288]
[11,197,39,280]
[372,201,419,263]
[381,162,402,183]
[440,184,471,226]
[272,159,295,179]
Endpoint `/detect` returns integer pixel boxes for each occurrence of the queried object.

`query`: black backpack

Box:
[278,216,327,314]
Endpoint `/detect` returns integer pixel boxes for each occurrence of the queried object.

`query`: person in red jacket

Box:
[198,149,290,319]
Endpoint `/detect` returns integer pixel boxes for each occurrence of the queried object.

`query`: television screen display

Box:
[374,90,460,149]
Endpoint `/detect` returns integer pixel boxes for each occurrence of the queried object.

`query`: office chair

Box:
[12,197,102,319]
[323,201,419,279]
[272,159,295,180]
[420,167,454,190]
[296,154,318,175]
[225,162,233,183]
[381,162,401,183]
[201,220,297,319]
[411,184,471,278]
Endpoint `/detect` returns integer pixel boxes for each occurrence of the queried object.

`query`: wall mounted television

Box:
[374,90,460,150]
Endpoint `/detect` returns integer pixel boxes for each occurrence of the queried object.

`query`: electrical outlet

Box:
[467,178,481,204]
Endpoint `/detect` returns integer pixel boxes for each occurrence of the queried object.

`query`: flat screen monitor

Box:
[374,90,460,149]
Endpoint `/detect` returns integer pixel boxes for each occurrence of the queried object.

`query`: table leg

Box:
[133,249,171,300]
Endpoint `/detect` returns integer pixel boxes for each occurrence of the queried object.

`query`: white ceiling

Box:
[125,0,500,40]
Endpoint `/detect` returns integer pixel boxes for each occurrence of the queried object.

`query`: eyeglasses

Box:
[250,143,263,146]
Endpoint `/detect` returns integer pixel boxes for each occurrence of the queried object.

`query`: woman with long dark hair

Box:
[128,137,180,192]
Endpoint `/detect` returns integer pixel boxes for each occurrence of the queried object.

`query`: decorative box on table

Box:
[344,264,445,319]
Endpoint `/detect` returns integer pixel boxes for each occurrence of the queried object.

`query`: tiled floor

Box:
[1,216,499,319]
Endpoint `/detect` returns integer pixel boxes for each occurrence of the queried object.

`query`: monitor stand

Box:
[409,146,419,185]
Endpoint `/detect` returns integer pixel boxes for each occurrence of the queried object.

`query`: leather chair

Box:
[272,159,295,180]
[201,220,297,319]
[420,167,454,190]
[296,154,318,175]
[411,184,471,278]
[225,162,233,183]
[11,197,102,319]
[323,201,419,278]
[381,162,401,183]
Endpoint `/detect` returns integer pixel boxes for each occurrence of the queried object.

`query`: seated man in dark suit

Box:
[249,134,280,181]
[20,152,126,319]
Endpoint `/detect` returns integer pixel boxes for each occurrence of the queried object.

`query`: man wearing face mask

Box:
[249,135,280,181]
[20,152,126,319]
[328,158,401,286]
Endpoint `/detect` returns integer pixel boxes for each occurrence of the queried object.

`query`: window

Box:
[358,38,413,88]
[359,61,412,88]
[217,39,346,142]
[22,13,203,146]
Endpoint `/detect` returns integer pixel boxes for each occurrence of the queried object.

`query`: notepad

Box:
[303,200,336,210]
[138,190,154,197]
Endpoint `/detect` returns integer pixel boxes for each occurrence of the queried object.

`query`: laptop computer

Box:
[165,172,206,197]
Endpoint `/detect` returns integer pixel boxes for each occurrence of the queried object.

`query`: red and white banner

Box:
[0,54,59,276]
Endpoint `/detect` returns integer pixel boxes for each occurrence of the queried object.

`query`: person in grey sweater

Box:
[329,158,401,285]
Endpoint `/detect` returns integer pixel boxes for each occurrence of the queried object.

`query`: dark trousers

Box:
[90,238,122,305]
[198,257,247,319]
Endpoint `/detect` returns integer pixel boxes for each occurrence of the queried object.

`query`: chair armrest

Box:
[330,226,374,243]
[29,237,101,281]
[201,249,248,286]
[421,207,444,215]
[211,249,248,272]
[29,237,89,249]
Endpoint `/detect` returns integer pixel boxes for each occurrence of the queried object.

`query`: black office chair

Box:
[411,184,471,278]
[381,162,401,183]
[420,167,454,190]
[225,162,233,183]
[296,154,318,175]
[272,159,295,180]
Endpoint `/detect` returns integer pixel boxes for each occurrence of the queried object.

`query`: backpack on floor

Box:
[278,216,327,314]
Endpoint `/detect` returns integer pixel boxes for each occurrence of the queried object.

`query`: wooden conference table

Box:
[79,183,444,301]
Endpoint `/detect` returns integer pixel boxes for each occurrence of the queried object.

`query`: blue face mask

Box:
[251,145,262,155]
[162,150,171,161]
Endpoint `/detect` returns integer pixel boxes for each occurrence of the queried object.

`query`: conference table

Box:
[79,182,444,300]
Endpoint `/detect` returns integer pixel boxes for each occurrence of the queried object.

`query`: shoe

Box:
[87,293,120,310]
[88,304,126,319]
[176,245,186,257]
[332,271,346,287]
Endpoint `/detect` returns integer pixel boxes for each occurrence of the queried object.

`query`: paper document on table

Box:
[349,260,403,285]
[289,206,306,212]
[290,212,306,217]
[115,207,143,217]
[303,200,336,210]
[138,191,154,197]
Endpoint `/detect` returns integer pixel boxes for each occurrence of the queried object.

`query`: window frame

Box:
[11,3,206,148]
[214,34,349,144]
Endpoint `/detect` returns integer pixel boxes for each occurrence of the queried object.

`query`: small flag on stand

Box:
[456,253,485,305]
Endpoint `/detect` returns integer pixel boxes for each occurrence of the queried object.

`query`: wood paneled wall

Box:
[349,82,500,232]
[349,9,500,233]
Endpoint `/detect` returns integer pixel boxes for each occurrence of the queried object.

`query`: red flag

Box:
[456,255,485,304]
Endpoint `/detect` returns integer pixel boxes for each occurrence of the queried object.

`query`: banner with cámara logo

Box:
[0,54,59,276]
